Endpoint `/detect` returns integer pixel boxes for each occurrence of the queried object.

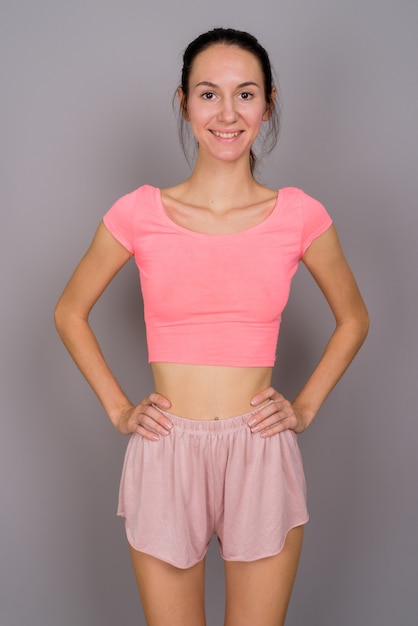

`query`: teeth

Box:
[213,131,240,138]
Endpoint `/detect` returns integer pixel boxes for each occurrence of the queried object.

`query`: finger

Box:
[135,421,161,441]
[147,403,174,431]
[250,387,284,407]
[247,398,289,428]
[248,401,297,437]
[259,419,294,437]
[256,410,298,436]
[148,392,171,409]
[249,412,287,433]
[134,405,173,436]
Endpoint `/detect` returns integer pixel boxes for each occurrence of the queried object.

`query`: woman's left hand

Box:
[248,387,312,437]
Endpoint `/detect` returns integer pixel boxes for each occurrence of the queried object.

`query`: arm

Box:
[54,222,172,438]
[248,225,369,435]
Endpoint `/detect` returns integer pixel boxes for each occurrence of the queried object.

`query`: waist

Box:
[151,362,273,420]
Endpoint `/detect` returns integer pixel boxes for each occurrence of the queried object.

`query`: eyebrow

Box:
[194,81,261,89]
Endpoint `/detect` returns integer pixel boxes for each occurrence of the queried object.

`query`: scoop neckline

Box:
[153,186,282,237]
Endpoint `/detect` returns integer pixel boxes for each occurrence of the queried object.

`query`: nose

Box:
[218,97,238,123]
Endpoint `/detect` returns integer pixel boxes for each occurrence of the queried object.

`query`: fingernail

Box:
[248,418,257,427]
[164,421,173,429]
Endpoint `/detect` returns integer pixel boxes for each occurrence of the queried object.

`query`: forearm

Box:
[55,312,133,426]
[292,316,369,425]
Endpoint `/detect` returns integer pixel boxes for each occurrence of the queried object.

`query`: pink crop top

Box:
[103,185,332,367]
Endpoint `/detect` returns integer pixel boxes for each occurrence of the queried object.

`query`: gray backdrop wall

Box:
[1,1,417,625]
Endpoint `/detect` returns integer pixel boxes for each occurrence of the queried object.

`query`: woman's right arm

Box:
[54,222,172,438]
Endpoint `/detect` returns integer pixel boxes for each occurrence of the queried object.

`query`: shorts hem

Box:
[120,515,309,568]
[124,528,210,570]
[220,515,309,563]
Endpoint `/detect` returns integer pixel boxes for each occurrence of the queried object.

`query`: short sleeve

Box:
[300,191,333,257]
[102,189,137,254]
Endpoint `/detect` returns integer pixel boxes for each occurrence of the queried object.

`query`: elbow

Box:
[360,302,370,341]
[54,296,89,342]
[54,296,77,339]
[353,303,370,350]
[337,303,369,352]
[53,298,66,337]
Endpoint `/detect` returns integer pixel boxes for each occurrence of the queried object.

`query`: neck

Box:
[184,153,259,211]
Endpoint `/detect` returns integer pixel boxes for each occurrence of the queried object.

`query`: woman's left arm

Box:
[248,225,369,436]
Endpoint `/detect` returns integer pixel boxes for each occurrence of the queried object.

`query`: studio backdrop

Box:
[1,1,417,625]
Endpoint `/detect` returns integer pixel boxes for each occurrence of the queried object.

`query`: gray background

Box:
[1,0,417,625]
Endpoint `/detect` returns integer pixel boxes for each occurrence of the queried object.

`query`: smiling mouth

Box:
[211,131,242,139]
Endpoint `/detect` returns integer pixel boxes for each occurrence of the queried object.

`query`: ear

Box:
[262,86,276,121]
[177,87,190,121]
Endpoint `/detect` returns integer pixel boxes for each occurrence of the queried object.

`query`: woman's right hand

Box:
[115,393,173,440]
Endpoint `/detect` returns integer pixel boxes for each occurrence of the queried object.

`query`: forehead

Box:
[189,44,264,84]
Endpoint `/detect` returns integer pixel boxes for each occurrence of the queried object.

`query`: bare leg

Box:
[223,525,304,626]
[129,544,206,626]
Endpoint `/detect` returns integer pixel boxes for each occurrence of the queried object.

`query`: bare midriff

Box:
[151,362,273,420]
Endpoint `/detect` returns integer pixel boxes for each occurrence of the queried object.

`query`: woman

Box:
[55,28,368,626]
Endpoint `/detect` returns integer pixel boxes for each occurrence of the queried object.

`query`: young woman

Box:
[55,28,368,626]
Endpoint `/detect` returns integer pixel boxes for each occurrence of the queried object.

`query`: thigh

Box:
[224,526,304,626]
[129,544,206,626]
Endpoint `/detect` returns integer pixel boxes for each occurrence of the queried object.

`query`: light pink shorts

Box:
[118,406,309,569]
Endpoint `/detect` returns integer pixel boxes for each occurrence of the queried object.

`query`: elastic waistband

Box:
[153,401,272,434]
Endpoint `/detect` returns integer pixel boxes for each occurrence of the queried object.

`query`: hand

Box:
[115,393,173,440]
[248,387,312,437]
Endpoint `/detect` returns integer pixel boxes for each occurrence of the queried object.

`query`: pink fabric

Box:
[103,185,332,367]
[118,406,309,569]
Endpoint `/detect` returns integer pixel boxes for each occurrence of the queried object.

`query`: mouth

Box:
[211,130,242,139]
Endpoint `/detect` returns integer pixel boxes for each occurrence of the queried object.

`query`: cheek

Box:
[187,107,214,138]
[185,102,203,125]
[247,108,267,130]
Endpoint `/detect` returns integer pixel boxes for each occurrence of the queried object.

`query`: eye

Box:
[239,92,253,100]
[201,91,216,100]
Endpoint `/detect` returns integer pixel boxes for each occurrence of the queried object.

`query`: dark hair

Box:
[176,27,281,174]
